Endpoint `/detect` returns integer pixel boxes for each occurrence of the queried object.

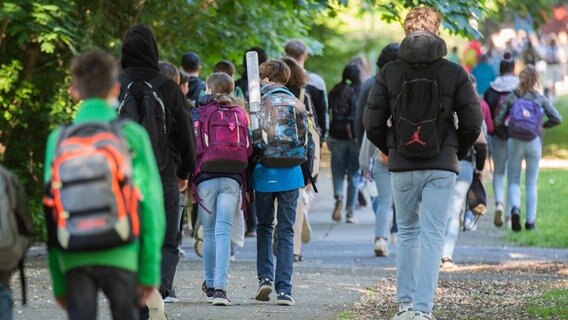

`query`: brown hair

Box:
[206,72,244,106]
[284,39,307,60]
[213,60,236,77]
[71,48,118,99]
[403,6,442,35]
[259,60,290,85]
[518,65,540,95]
[282,57,308,88]
[159,61,180,84]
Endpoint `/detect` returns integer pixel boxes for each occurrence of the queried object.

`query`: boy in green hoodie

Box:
[43,49,165,319]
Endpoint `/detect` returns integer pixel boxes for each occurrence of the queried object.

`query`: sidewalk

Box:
[12,168,568,320]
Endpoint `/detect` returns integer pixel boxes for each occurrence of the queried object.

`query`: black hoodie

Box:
[364,31,482,174]
[120,24,196,179]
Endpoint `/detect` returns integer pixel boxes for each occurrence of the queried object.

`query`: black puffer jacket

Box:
[120,24,196,179]
[364,31,482,174]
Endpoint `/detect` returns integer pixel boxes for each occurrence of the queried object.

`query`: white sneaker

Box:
[413,311,437,320]
[494,202,504,227]
[374,237,389,257]
[391,303,413,320]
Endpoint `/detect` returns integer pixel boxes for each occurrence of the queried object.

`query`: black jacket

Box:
[364,31,482,174]
[120,24,196,179]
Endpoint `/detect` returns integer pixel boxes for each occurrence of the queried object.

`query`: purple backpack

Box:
[508,98,543,141]
[193,102,252,174]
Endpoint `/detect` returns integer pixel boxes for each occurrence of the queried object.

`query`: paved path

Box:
[12,168,568,320]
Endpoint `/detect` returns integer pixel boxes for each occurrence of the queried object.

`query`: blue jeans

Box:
[442,161,474,259]
[328,139,360,212]
[197,178,241,291]
[0,283,13,320]
[491,136,508,205]
[372,161,393,239]
[507,137,542,223]
[256,189,299,295]
[391,170,456,313]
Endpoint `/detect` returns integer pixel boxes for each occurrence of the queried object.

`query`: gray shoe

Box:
[255,278,273,302]
[391,303,413,320]
[346,212,358,224]
[413,311,437,320]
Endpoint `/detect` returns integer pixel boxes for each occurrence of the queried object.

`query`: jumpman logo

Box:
[405,126,426,146]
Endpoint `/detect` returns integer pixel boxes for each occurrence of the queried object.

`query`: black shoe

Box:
[201,281,214,302]
[525,222,536,231]
[255,278,273,302]
[276,292,295,306]
[357,190,367,207]
[212,289,231,306]
[511,207,522,232]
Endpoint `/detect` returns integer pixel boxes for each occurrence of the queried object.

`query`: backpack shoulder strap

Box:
[299,87,306,102]
[149,74,172,91]
[262,87,295,99]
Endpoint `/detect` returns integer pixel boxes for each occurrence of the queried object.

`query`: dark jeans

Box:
[160,166,181,298]
[66,266,138,320]
[255,189,299,295]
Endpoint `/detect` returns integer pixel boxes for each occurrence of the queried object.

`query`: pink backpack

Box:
[194,102,252,174]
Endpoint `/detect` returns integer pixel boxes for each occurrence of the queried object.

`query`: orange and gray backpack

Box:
[43,121,140,252]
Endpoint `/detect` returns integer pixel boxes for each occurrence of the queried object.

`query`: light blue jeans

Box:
[197,178,241,291]
[491,136,508,205]
[391,170,456,313]
[372,161,393,239]
[442,161,474,259]
[0,283,12,320]
[507,137,542,223]
[328,139,360,212]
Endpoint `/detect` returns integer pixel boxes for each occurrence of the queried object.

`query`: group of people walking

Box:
[0,5,563,320]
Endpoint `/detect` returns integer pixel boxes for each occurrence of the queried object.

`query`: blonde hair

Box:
[403,6,442,35]
[206,72,243,106]
[518,65,540,95]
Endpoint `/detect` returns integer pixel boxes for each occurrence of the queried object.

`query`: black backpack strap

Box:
[148,74,172,91]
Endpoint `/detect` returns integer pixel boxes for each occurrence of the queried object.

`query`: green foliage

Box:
[506,169,568,248]
[525,289,568,318]
[542,96,568,159]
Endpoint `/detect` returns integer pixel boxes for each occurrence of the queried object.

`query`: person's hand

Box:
[361,169,371,179]
[177,178,188,193]
[475,169,483,180]
[137,285,157,307]
[56,296,67,309]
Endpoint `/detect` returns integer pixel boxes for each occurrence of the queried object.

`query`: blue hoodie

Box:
[253,164,304,193]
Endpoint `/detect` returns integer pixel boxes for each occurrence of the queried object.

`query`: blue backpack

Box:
[508,98,543,141]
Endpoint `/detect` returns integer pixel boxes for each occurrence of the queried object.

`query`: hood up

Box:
[120,24,159,72]
[398,31,447,64]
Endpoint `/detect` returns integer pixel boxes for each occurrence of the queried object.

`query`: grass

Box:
[505,169,568,248]
[525,289,568,319]
[336,311,356,320]
[542,96,568,159]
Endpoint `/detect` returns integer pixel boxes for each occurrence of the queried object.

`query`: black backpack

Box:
[118,73,170,171]
[329,82,358,140]
[392,63,446,159]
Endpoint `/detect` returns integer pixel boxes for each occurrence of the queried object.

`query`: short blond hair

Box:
[403,6,442,35]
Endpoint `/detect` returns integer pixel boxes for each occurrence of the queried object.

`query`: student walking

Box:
[43,49,165,320]
[484,52,518,228]
[328,63,363,223]
[181,52,206,107]
[364,6,482,319]
[253,60,307,306]
[119,24,196,306]
[494,65,562,231]
[193,73,252,305]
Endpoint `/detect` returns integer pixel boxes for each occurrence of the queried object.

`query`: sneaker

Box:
[163,295,178,303]
[525,221,536,231]
[346,212,358,224]
[511,207,521,232]
[440,257,457,270]
[245,229,257,237]
[413,311,437,320]
[276,292,295,306]
[255,278,273,302]
[391,303,413,320]
[301,210,312,243]
[202,281,214,302]
[294,254,303,262]
[374,237,389,257]
[494,202,504,227]
[332,199,343,222]
[212,289,231,306]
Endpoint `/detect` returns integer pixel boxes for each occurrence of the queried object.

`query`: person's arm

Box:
[453,70,483,158]
[541,96,563,128]
[473,129,488,171]
[169,83,196,180]
[122,123,166,288]
[43,129,67,300]
[363,70,391,155]
[309,86,328,139]
[355,79,373,144]
[494,93,513,127]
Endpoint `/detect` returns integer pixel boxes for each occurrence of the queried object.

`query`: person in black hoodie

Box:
[364,7,482,320]
[120,24,196,307]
